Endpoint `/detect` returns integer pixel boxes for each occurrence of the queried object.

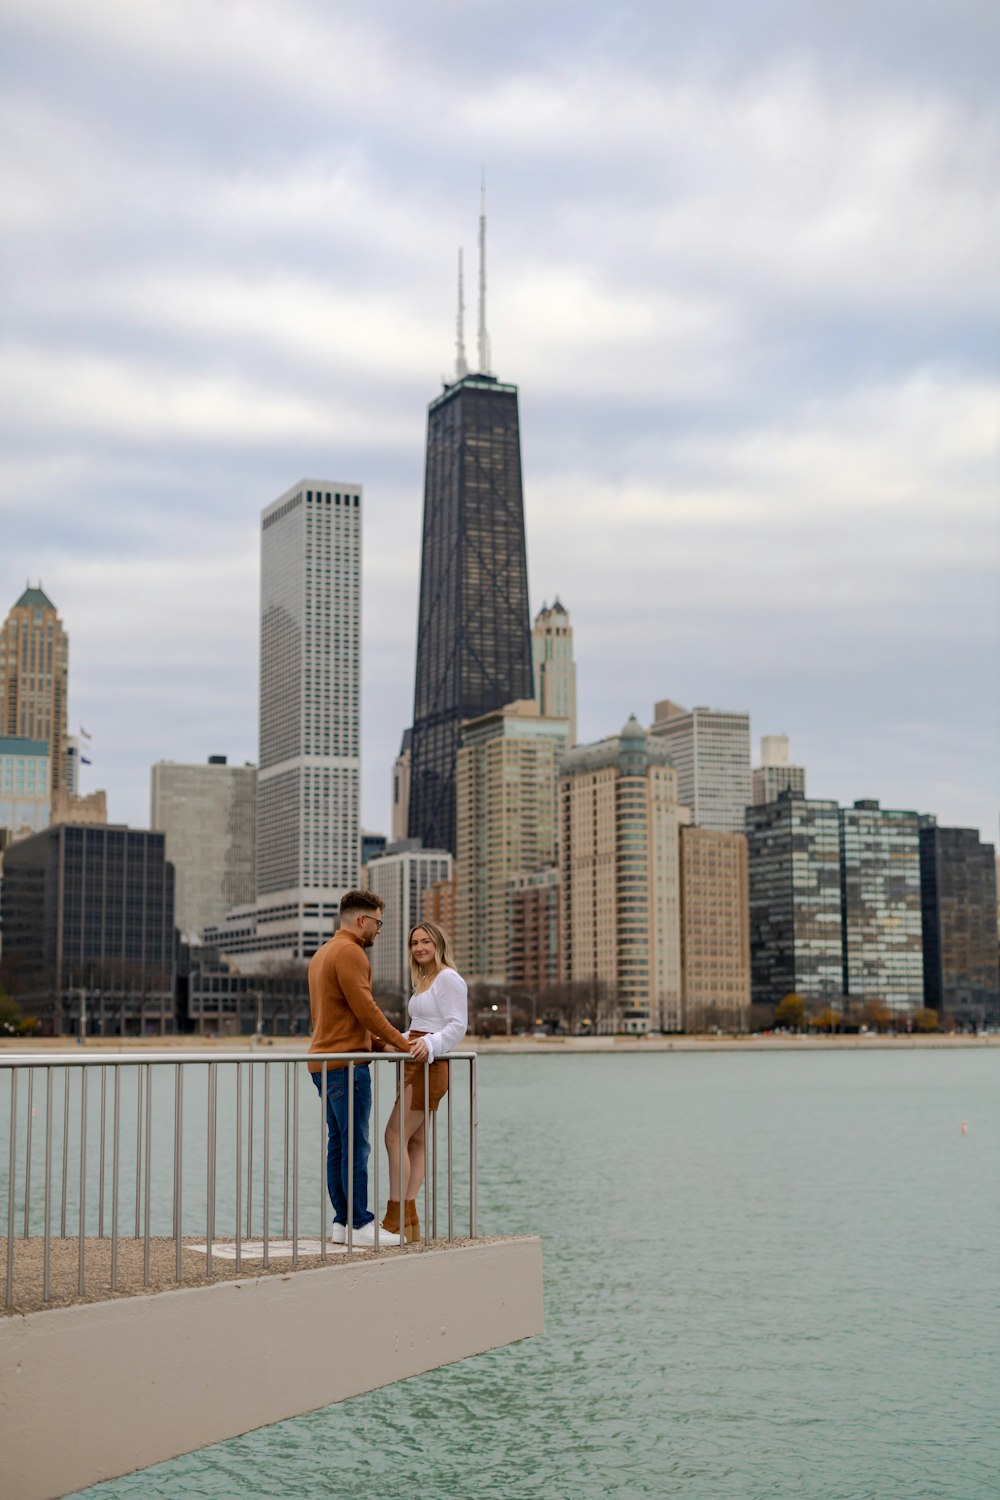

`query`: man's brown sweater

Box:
[307,928,409,1072]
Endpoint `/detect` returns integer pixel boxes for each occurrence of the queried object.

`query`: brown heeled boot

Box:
[404,1198,421,1243]
[381,1199,401,1235]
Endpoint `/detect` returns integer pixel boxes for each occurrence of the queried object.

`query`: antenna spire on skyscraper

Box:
[455,247,469,379]
[477,171,491,375]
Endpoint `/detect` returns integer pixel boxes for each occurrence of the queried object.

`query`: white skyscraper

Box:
[251,479,361,961]
[650,700,751,834]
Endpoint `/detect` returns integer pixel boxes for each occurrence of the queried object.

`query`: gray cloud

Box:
[1,0,997,842]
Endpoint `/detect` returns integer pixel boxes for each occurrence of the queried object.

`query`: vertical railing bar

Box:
[43,1067,53,1302]
[397,1057,405,1247]
[235,1063,242,1274]
[262,1063,270,1269]
[246,1061,254,1241]
[77,1068,89,1297]
[469,1056,478,1239]
[98,1065,107,1238]
[422,1061,430,1247]
[432,1109,438,1240]
[174,1063,183,1284]
[447,1073,454,1242]
[23,1068,34,1239]
[282,1062,290,1238]
[291,1063,299,1267]
[6,1070,18,1308]
[206,1062,217,1275]
[134,1065,143,1239]
[60,1066,70,1239]
[373,1060,380,1252]
[319,1062,327,1263]
[111,1066,121,1291]
[143,1063,153,1286]
[346,1061,354,1254]
[395,1062,401,1248]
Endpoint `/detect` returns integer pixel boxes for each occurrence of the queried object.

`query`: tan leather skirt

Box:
[405,1032,449,1113]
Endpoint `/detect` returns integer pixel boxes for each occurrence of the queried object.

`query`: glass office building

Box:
[1,823,175,1034]
[919,819,998,1028]
[746,791,844,1007]
[839,800,923,1013]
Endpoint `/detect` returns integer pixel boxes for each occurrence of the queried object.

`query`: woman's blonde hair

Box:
[408,921,456,989]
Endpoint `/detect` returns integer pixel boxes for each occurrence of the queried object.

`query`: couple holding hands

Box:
[306,888,468,1246]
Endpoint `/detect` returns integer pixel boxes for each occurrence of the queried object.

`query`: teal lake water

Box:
[75,1050,1000,1498]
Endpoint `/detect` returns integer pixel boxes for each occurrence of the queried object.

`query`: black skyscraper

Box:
[408,371,533,854]
[407,205,533,855]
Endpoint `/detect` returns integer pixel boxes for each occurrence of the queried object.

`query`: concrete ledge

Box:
[1,1236,544,1500]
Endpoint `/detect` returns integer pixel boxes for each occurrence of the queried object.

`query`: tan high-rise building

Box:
[0,585,69,808]
[679,826,751,1032]
[532,599,577,745]
[559,716,688,1033]
[455,699,570,984]
[423,873,456,936]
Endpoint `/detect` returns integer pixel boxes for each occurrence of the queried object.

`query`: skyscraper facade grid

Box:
[150,757,256,944]
[746,791,844,1007]
[839,800,923,1013]
[918,820,998,1028]
[408,375,533,855]
[650,700,751,834]
[559,717,686,1033]
[253,479,361,961]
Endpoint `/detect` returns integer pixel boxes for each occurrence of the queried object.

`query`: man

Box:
[308,889,413,1246]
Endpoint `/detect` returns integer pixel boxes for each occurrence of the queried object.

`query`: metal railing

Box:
[1,1050,478,1310]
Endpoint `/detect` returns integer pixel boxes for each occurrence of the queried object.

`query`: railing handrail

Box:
[3,1048,479,1309]
[0,1049,478,1069]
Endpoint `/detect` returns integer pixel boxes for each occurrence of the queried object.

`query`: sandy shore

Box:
[2,1033,996,1056]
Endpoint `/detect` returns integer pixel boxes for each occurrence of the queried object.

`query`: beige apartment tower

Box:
[455,699,570,984]
[0,585,69,808]
[559,717,688,1033]
[679,826,751,1031]
[532,599,577,746]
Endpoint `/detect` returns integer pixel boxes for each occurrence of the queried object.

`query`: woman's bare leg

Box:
[384,1085,412,1205]
[405,1117,427,1199]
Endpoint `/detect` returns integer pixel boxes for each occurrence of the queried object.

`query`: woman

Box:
[382,921,468,1243]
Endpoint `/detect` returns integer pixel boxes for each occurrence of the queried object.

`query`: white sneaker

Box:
[346,1224,404,1248]
[375,1223,407,1247]
[329,1221,347,1244]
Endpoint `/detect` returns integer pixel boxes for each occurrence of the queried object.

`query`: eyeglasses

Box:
[366,916,383,931]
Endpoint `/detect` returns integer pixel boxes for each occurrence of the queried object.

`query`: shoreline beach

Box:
[1,1032,996,1055]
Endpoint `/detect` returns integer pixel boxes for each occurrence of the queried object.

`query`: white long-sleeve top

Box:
[406,967,468,1062]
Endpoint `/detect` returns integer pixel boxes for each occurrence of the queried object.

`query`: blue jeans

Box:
[311,1066,374,1229]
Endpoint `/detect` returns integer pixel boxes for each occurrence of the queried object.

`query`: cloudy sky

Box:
[3,0,998,842]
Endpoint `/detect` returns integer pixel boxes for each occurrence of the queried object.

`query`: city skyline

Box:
[1,4,997,844]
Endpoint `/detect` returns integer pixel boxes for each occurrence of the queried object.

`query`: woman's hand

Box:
[409,1037,430,1062]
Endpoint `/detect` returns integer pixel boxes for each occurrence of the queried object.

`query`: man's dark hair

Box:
[339,889,385,918]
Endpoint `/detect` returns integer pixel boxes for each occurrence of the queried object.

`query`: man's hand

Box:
[409,1036,430,1062]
